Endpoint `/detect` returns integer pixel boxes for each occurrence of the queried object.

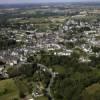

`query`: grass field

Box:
[35,96,48,100]
[52,65,66,74]
[81,83,100,100]
[0,79,20,100]
[84,83,100,94]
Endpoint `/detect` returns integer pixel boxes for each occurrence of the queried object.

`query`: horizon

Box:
[0,0,100,4]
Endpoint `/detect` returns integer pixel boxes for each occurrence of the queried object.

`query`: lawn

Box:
[52,65,66,74]
[0,79,20,100]
[35,96,48,100]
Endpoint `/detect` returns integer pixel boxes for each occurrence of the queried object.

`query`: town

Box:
[0,2,100,100]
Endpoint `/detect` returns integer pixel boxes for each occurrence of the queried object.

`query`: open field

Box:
[52,65,66,74]
[0,79,20,100]
[35,96,48,100]
[81,83,100,100]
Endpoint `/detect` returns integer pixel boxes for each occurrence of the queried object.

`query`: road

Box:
[37,64,56,100]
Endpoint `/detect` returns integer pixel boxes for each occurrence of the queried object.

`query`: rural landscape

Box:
[0,1,100,100]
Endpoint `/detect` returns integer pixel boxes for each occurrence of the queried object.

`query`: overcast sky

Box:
[0,0,100,4]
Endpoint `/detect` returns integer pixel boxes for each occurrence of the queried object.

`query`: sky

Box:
[0,0,100,4]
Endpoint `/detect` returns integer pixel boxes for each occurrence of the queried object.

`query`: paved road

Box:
[37,64,56,100]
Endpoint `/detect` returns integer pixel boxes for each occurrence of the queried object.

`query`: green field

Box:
[35,96,48,100]
[81,83,100,100]
[0,79,20,100]
[52,65,66,74]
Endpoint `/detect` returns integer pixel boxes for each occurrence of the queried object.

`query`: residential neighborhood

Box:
[0,2,100,100]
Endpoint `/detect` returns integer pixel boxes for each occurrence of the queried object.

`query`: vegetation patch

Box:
[81,83,100,100]
[35,96,48,100]
[0,79,20,100]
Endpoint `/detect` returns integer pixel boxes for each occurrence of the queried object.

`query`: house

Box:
[0,67,9,79]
